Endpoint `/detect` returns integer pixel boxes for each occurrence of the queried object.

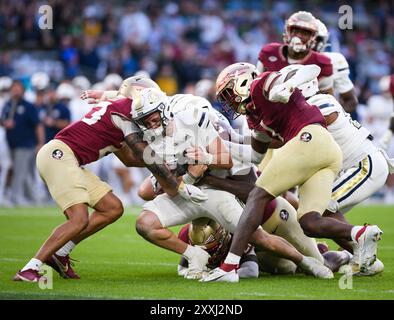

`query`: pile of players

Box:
[13,11,394,283]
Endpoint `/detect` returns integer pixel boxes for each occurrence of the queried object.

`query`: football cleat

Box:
[46,254,80,279]
[355,225,383,273]
[357,259,384,276]
[299,256,334,279]
[347,258,385,276]
[13,269,45,282]
[200,267,239,283]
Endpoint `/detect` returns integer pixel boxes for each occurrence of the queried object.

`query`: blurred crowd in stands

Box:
[0,0,393,207]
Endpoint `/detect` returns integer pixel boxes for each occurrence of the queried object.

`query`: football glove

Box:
[178,181,208,204]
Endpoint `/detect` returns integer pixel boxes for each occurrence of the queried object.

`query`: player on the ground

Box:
[13,85,207,282]
[132,87,335,280]
[312,19,358,114]
[257,11,334,94]
[201,62,382,283]
[177,218,259,279]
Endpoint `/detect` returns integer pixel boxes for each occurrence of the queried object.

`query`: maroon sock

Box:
[220,262,238,272]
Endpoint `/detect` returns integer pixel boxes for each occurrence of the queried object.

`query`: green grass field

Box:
[0,205,393,300]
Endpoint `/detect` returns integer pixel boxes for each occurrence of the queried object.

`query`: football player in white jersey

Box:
[313,19,358,114]
[130,87,334,281]
[275,64,389,275]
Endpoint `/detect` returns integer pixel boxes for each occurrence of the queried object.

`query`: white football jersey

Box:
[149,105,219,174]
[307,94,376,170]
[323,52,354,94]
[166,94,251,177]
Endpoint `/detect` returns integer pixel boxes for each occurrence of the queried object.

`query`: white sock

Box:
[224,252,241,265]
[351,226,364,242]
[21,258,43,272]
[56,241,76,257]
[182,245,197,261]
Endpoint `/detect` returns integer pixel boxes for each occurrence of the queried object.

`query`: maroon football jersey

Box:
[390,75,394,98]
[247,72,326,143]
[55,98,133,165]
[258,43,333,79]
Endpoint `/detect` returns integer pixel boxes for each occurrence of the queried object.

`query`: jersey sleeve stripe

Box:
[198,112,207,127]
[337,67,349,72]
[317,103,335,109]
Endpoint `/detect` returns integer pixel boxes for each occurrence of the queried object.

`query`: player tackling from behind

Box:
[13,78,207,282]
[201,62,383,282]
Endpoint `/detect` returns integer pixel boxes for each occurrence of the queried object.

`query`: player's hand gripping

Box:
[80,90,104,104]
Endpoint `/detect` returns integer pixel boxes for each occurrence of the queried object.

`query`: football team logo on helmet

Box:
[268,56,278,62]
[52,149,63,160]
[300,132,312,142]
[280,209,289,221]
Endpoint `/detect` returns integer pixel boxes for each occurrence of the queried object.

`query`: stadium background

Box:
[0,0,394,301]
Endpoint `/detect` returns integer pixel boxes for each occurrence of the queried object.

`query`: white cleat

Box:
[200,267,239,283]
[299,256,334,279]
[353,259,384,276]
[357,225,383,273]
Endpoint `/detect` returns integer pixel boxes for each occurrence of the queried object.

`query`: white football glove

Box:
[178,181,208,204]
[378,129,393,152]
[268,80,296,104]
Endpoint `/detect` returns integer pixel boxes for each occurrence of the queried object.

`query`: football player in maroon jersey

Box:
[257,11,334,94]
[13,86,207,282]
[201,62,382,282]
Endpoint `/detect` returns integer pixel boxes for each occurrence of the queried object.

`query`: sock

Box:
[351,226,366,243]
[223,252,241,266]
[21,258,43,272]
[56,241,76,257]
[182,245,197,261]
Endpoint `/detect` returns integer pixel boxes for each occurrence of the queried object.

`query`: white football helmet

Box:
[131,87,170,139]
[118,76,160,98]
[31,71,50,91]
[283,11,318,53]
[216,62,259,119]
[313,19,329,52]
[277,64,319,98]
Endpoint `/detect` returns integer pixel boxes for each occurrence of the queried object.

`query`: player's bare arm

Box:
[124,131,179,197]
[197,170,256,203]
[114,143,146,167]
[339,88,358,113]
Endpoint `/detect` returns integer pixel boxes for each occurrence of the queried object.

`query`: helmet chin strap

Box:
[289,36,307,53]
